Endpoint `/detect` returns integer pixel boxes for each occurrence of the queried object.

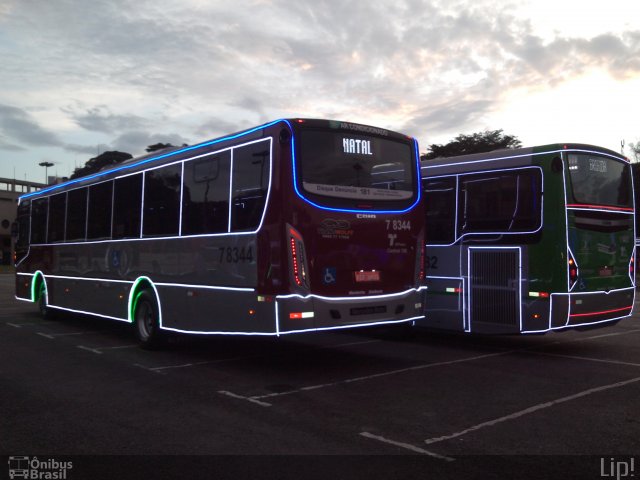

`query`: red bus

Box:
[15,119,426,347]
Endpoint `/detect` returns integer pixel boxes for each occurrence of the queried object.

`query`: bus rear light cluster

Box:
[529,291,549,298]
[288,226,309,289]
[630,253,635,281]
[568,250,579,290]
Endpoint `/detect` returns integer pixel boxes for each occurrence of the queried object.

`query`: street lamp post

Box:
[39,161,54,184]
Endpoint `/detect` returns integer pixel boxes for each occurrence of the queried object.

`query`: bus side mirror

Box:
[552,157,563,173]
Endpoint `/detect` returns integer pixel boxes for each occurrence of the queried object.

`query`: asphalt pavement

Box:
[1,274,639,479]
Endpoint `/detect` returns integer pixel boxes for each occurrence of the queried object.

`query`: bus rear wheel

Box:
[133,290,165,349]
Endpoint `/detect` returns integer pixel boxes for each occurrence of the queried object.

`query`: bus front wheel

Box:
[133,290,165,349]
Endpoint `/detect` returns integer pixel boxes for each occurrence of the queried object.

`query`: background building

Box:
[0,178,45,265]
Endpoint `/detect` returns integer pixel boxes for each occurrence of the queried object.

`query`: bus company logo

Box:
[8,456,73,479]
[318,218,353,240]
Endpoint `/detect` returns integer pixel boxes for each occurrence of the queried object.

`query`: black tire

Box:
[133,290,166,349]
[37,281,56,319]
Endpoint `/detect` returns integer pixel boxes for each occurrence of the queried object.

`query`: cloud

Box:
[1,0,639,156]
[111,131,191,155]
[0,104,64,147]
[64,105,150,134]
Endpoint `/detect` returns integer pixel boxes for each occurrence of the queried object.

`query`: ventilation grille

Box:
[470,249,519,326]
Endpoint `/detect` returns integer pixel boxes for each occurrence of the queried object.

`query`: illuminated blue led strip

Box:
[288,119,422,214]
[19,119,287,201]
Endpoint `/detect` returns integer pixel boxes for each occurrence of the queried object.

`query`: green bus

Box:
[420,143,635,334]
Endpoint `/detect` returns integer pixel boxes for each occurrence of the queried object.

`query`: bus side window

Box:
[424,178,456,244]
[48,192,67,242]
[231,141,270,232]
[87,181,114,240]
[113,174,142,239]
[143,164,181,237]
[458,170,541,235]
[66,188,88,241]
[15,200,31,259]
[31,197,48,244]
[182,153,230,235]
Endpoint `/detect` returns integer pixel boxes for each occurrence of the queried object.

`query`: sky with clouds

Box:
[1,0,639,183]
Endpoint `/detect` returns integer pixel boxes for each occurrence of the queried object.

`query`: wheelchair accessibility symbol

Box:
[323,267,337,285]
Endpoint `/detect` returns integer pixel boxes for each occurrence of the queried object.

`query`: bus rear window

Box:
[567,154,631,208]
[298,130,415,210]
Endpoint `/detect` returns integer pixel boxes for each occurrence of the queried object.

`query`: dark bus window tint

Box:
[182,152,231,235]
[16,200,31,249]
[458,169,541,235]
[231,141,270,231]
[48,193,67,242]
[567,154,631,207]
[87,181,113,240]
[424,178,456,244]
[66,188,87,241]
[31,197,48,244]
[143,164,181,237]
[113,174,142,239]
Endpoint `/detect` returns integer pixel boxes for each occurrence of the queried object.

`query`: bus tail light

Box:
[630,252,635,281]
[568,250,578,290]
[288,225,310,289]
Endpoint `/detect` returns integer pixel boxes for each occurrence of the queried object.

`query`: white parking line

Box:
[6,321,55,328]
[218,390,272,407]
[360,432,454,461]
[528,351,640,368]
[218,326,640,408]
[37,331,95,339]
[424,375,640,445]
[77,344,138,354]
[222,350,515,407]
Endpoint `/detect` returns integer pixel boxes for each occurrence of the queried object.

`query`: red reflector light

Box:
[539,292,550,298]
[289,312,302,319]
[354,270,381,282]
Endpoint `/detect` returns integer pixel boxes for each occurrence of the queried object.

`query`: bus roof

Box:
[420,143,628,175]
[20,118,413,202]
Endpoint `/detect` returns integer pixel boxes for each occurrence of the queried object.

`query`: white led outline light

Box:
[521,287,636,333]
[424,166,544,247]
[275,286,427,302]
[17,273,429,336]
[22,137,274,247]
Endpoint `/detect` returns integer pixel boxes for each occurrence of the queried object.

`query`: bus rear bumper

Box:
[276,288,427,334]
[550,288,635,330]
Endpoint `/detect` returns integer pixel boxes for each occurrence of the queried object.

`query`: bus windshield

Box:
[567,153,632,208]
[298,129,415,209]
